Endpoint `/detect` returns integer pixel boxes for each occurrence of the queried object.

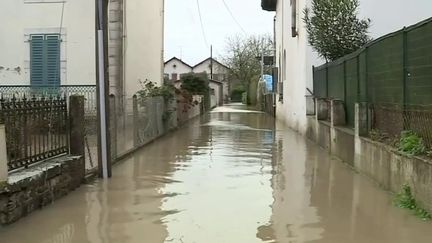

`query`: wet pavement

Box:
[1,104,431,243]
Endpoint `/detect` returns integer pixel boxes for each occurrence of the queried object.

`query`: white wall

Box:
[0,0,96,86]
[124,0,165,97]
[193,59,229,102]
[209,81,222,108]
[274,0,313,134]
[192,59,229,80]
[164,59,192,80]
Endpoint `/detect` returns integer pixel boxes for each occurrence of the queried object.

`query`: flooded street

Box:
[1,104,431,243]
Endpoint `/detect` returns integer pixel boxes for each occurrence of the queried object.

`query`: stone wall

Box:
[355,137,432,212]
[306,99,432,213]
[0,156,84,226]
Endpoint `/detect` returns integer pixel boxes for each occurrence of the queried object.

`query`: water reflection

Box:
[1,105,431,243]
[258,120,432,243]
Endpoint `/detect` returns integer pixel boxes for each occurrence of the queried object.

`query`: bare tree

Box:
[222,34,273,104]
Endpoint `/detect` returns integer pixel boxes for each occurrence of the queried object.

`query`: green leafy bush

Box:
[398,131,426,156]
[394,184,431,220]
[230,88,245,102]
[136,79,175,102]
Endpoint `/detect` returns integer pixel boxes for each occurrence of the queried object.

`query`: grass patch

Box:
[394,184,431,221]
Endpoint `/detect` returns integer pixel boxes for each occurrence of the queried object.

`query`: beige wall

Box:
[0,0,96,86]
[124,0,165,97]
[274,0,314,134]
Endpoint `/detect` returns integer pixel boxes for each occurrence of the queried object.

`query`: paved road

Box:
[1,104,431,242]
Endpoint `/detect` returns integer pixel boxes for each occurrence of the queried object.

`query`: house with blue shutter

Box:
[0,0,165,100]
[0,0,95,87]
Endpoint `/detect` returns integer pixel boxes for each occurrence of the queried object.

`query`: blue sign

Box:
[263,75,273,92]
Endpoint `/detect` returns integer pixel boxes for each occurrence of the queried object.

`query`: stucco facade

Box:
[124,0,165,97]
[0,0,95,86]
[0,0,165,99]
[273,0,314,134]
[164,57,193,81]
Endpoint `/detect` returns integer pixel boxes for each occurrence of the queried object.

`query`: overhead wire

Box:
[195,0,210,49]
[221,0,247,34]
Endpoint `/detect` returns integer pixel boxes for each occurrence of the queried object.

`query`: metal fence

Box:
[110,95,179,160]
[313,17,432,141]
[0,85,98,171]
[0,96,69,171]
[371,104,432,148]
[0,85,97,115]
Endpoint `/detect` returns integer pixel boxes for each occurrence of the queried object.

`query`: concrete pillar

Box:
[331,99,346,126]
[0,124,8,183]
[355,102,369,137]
[69,96,85,180]
[132,95,139,147]
[315,98,329,120]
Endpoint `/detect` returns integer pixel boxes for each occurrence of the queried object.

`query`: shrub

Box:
[394,184,431,221]
[398,131,426,156]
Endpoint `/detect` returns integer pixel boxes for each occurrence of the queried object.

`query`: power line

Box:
[221,0,246,34]
[196,0,209,49]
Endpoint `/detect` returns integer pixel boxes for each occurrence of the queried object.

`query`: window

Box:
[291,0,298,37]
[172,73,178,80]
[30,34,61,87]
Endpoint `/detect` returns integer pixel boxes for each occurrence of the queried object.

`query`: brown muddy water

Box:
[1,104,431,243]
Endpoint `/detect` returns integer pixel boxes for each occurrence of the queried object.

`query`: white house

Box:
[164,57,193,81]
[261,0,432,134]
[261,0,314,134]
[0,0,165,99]
[164,57,230,103]
[192,58,229,82]
[0,0,95,86]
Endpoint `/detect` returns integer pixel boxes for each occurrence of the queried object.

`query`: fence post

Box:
[132,95,139,147]
[343,60,347,103]
[69,96,85,179]
[109,94,117,160]
[0,124,8,183]
[355,102,369,137]
[325,64,329,97]
[331,99,346,126]
[316,98,329,121]
[402,28,408,129]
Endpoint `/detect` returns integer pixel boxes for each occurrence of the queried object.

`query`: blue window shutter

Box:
[30,34,60,87]
[45,35,61,87]
[30,35,45,87]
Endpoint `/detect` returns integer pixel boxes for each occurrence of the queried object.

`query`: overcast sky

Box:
[164,0,432,65]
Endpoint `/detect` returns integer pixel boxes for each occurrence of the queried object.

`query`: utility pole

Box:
[261,39,265,79]
[210,45,213,80]
[95,0,112,179]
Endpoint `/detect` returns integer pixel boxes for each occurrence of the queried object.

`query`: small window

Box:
[172,73,178,80]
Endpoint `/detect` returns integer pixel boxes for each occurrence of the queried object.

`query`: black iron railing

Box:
[0,96,69,171]
[0,85,96,116]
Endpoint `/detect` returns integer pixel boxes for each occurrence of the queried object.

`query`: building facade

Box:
[164,57,193,81]
[164,57,230,103]
[0,0,95,86]
[0,0,165,99]
[262,0,314,134]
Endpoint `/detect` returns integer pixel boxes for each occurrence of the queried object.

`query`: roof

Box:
[261,0,277,11]
[164,57,193,69]
[193,58,230,70]
[209,79,224,85]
